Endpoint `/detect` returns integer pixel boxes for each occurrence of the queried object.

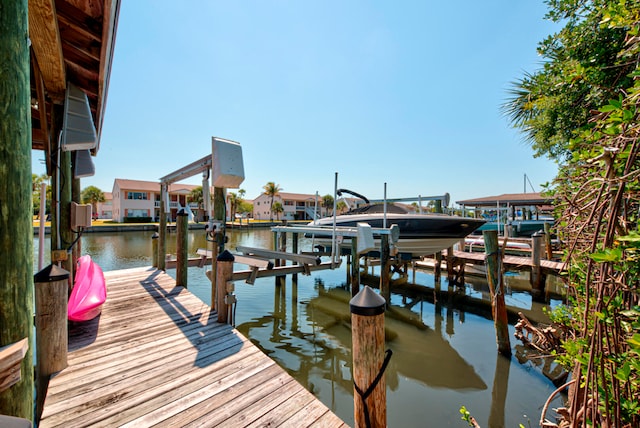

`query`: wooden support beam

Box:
[28,0,66,101]
[236,246,321,266]
[197,248,274,270]
[206,260,341,283]
[0,339,29,394]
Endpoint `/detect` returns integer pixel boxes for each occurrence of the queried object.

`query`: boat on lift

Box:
[309,189,485,258]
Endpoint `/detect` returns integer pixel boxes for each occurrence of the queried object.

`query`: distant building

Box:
[252,192,321,221]
[111,179,200,222]
[95,192,112,219]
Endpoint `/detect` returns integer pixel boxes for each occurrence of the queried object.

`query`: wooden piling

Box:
[176,211,189,287]
[350,286,388,428]
[351,238,360,297]
[0,0,34,418]
[158,196,167,271]
[34,264,70,420]
[544,223,553,259]
[216,250,234,324]
[445,246,454,282]
[483,230,511,356]
[292,232,299,281]
[151,232,159,267]
[380,235,391,302]
[434,251,442,286]
[530,231,546,301]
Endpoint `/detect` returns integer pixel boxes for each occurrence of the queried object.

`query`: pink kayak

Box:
[68,255,106,322]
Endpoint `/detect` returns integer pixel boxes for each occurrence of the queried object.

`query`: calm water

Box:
[34,228,566,427]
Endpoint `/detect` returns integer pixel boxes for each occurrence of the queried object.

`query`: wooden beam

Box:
[0,339,29,394]
[236,246,321,266]
[29,0,66,101]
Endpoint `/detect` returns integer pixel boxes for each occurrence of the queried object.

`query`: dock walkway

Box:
[39,266,347,428]
[415,249,565,275]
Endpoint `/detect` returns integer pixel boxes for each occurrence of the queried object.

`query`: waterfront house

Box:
[111,179,200,222]
[95,192,113,219]
[252,192,321,221]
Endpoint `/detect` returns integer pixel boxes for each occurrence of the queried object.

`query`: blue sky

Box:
[32,1,560,205]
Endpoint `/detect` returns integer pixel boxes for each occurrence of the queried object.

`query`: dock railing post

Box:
[351,237,360,297]
[350,286,389,428]
[380,235,391,302]
[151,232,159,268]
[216,250,234,324]
[530,231,546,301]
[34,264,70,420]
[483,230,511,356]
[176,210,188,287]
[158,197,167,271]
[446,246,454,282]
[543,222,553,259]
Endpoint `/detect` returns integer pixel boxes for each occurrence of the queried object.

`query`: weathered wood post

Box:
[158,187,167,271]
[530,231,546,302]
[216,250,234,324]
[0,0,34,418]
[176,210,189,287]
[446,246,454,282]
[483,230,511,356]
[380,235,391,302]
[434,251,442,286]
[351,286,389,428]
[351,237,360,297]
[543,222,553,259]
[292,232,299,281]
[151,232,159,268]
[34,264,70,420]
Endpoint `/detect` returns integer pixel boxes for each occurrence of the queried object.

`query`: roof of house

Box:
[456,192,553,207]
[113,179,199,193]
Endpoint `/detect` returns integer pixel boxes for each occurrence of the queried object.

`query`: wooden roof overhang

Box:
[29,0,120,171]
[456,192,554,208]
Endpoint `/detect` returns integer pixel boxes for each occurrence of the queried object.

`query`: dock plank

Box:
[39,267,346,428]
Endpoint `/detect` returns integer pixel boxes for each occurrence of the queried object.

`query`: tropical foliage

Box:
[271,201,284,220]
[262,181,282,221]
[322,194,334,216]
[81,185,105,216]
[32,173,50,216]
[228,189,246,221]
[503,0,636,162]
[505,1,640,426]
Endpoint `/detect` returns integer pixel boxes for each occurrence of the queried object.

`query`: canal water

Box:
[34,228,566,427]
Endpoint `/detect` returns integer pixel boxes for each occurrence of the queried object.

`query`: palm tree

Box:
[81,185,105,218]
[228,191,243,222]
[336,200,347,214]
[322,194,334,216]
[272,201,284,221]
[188,186,204,221]
[262,182,282,221]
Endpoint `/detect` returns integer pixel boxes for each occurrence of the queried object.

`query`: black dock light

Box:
[350,286,390,428]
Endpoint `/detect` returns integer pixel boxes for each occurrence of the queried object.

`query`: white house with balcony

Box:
[252,192,325,221]
[111,179,200,222]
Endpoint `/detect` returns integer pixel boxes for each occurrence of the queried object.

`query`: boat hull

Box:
[310,213,485,257]
[68,255,106,322]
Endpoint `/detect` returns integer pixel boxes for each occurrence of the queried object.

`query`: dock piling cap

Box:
[350,286,386,316]
[217,249,235,262]
[34,264,70,282]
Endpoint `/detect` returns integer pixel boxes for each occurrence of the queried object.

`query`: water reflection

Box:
[33,229,565,427]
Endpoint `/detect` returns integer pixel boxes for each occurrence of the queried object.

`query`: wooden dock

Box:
[39,266,347,428]
[415,249,565,275]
